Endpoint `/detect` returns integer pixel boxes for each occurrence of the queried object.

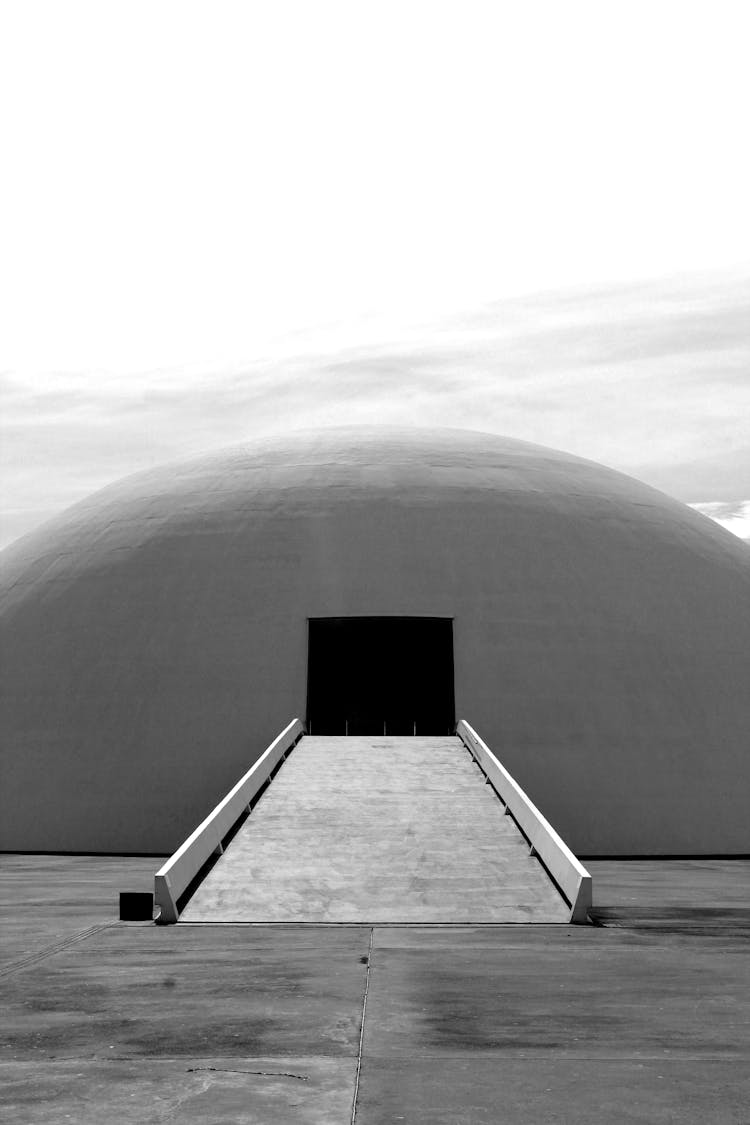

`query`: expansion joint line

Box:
[350,926,374,1124]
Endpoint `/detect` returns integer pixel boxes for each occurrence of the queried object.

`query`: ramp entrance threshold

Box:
[178,736,573,924]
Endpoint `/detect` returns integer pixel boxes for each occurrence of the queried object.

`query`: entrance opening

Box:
[307,617,455,736]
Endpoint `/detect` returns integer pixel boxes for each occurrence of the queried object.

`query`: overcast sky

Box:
[1,1,749,548]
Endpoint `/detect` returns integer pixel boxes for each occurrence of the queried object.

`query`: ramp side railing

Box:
[154,718,304,923]
[457,720,592,923]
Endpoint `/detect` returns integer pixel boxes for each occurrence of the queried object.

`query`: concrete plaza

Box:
[1,856,749,1123]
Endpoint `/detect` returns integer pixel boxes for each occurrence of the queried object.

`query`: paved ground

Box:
[182,736,569,923]
[0,853,158,965]
[1,857,749,1122]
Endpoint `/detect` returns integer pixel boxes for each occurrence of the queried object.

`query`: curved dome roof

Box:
[3,425,745,588]
[2,426,749,854]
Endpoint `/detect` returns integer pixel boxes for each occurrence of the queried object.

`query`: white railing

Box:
[154,718,304,923]
[456,720,592,923]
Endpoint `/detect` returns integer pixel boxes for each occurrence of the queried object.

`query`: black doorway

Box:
[307,617,455,736]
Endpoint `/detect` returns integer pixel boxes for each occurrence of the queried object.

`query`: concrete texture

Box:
[1,856,749,1123]
[360,924,750,1058]
[354,919,750,1121]
[0,926,369,1060]
[180,736,569,922]
[0,1058,357,1125]
[354,1059,750,1124]
[0,908,367,1123]
[0,854,158,967]
[587,858,750,935]
[587,858,750,910]
[2,426,750,855]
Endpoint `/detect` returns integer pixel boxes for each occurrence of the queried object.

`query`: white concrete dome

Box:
[1,425,749,855]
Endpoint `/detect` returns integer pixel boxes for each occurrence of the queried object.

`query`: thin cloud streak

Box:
[689,501,750,545]
[2,271,749,551]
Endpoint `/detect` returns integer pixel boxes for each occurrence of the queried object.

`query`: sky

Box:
[1,1,749,548]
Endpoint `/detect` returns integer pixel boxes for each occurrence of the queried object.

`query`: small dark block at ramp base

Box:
[119,892,153,921]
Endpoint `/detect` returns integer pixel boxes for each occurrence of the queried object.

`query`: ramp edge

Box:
[153,718,304,923]
[456,720,592,923]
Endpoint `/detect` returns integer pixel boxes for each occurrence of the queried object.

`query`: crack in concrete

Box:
[185,1066,310,1080]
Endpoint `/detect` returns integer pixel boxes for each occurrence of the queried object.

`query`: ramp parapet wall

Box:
[154,718,304,923]
[457,719,592,922]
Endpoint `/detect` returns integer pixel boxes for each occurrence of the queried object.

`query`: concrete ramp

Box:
[180,737,570,923]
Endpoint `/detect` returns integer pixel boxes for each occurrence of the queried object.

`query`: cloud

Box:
[689,501,750,544]
[2,270,750,550]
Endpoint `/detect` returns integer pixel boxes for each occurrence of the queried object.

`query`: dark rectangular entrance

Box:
[306,616,455,736]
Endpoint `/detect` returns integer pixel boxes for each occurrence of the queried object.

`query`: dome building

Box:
[1,426,748,856]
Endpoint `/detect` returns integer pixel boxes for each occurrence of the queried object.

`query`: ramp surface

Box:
[180,737,569,923]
